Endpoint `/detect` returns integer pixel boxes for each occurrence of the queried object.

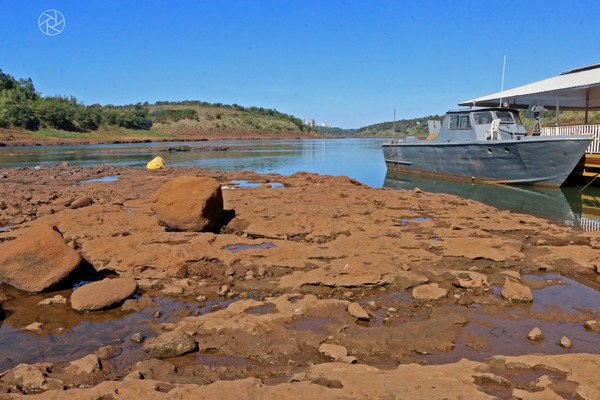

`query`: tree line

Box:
[0,69,310,133]
[0,69,154,132]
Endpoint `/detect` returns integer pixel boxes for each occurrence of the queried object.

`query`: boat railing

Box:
[541,124,600,154]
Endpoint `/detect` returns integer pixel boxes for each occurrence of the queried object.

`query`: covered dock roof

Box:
[459,63,600,111]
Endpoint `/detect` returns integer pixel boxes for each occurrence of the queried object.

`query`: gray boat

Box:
[382,107,593,187]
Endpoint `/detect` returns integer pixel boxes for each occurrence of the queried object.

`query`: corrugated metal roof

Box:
[459,63,600,110]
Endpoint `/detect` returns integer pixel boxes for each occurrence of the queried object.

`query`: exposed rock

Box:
[144,330,198,359]
[527,327,543,341]
[584,320,600,333]
[38,295,68,305]
[347,302,370,320]
[151,176,223,232]
[319,343,348,360]
[0,224,82,292]
[0,364,47,392]
[95,345,121,360]
[70,196,93,209]
[501,277,533,302]
[559,336,572,348]
[131,332,145,343]
[70,277,138,312]
[412,283,448,300]
[454,271,489,289]
[24,322,44,332]
[63,354,101,375]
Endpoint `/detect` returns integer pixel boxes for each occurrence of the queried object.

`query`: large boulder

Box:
[151,176,224,232]
[0,224,82,292]
[70,277,138,312]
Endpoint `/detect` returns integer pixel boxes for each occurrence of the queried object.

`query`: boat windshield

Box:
[495,111,519,124]
[472,111,494,125]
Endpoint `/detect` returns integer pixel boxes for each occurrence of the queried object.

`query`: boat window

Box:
[512,113,523,125]
[459,115,471,129]
[473,111,494,125]
[448,114,471,130]
[449,115,459,129]
[495,111,515,123]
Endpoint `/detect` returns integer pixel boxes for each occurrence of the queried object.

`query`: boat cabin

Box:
[433,107,528,142]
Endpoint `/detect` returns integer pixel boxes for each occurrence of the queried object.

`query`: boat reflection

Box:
[384,171,600,231]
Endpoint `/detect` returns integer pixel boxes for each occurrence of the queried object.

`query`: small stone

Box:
[527,327,543,341]
[211,304,222,312]
[25,322,44,331]
[412,283,448,300]
[152,311,162,318]
[131,332,144,343]
[161,284,184,296]
[225,267,235,276]
[70,196,93,209]
[584,320,600,333]
[96,345,120,360]
[226,291,235,298]
[144,330,198,359]
[402,264,411,271]
[195,295,207,303]
[559,336,572,348]
[257,266,267,277]
[245,270,254,280]
[366,301,377,309]
[319,343,348,360]
[387,307,397,313]
[38,295,67,305]
[343,291,354,299]
[501,271,522,281]
[347,302,370,321]
[217,285,229,296]
[339,356,358,364]
[123,371,143,381]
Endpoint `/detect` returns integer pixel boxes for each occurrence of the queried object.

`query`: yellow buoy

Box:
[146,156,166,170]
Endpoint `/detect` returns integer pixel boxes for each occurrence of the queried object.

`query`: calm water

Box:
[1,138,600,230]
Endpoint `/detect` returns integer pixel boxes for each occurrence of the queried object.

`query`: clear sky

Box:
[1,1,599,128]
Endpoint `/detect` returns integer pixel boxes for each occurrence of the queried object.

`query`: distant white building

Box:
[321,121,327,127]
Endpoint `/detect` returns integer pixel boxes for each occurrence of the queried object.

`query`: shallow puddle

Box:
[415,273,600,365]
[291,317,335,334]
[401,217,432,224]
[225,180,284,189]
[80,175,120,185]
[0,293,234,373]
[0,225,12,232]
[245,303,277,315]
[224,243,276,252]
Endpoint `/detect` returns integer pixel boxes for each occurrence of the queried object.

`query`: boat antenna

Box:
[392,109,396,133]
[499,54,507,107]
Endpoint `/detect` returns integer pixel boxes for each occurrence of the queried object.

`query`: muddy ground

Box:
[1,165,600,399]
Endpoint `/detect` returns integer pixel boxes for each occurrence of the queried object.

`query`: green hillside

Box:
[0,68,314,143]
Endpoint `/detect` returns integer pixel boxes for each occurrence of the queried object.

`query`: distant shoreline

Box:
[0,128,325,147]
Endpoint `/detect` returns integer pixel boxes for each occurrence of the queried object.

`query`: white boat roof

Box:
[459,63,600,111]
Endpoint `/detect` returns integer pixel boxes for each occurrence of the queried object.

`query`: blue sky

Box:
[1,1,599,128]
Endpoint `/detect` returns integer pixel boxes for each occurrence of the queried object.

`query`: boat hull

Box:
[382,135,593,187]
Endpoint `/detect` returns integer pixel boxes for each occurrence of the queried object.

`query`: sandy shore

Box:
[1,165,600,399]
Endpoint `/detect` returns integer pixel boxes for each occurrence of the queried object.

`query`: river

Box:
[1,138,600,230]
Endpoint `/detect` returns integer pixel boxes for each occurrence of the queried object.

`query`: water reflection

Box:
[383,171,600,231]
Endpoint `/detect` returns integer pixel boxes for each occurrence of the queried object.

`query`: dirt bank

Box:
[1,165,600,399]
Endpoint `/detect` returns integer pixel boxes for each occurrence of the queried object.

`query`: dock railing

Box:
[541,124,600,154]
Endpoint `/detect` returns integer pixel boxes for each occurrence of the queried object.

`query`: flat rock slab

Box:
[501,277,533,302]
[70,277,138,312]
[151,176,223,232]
[144,330,198,359]
[412,283,448,300]
[347,302,370,320]
[0,224,82,292]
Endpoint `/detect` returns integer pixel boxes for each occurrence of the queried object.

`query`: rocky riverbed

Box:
[1,165,600,399]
